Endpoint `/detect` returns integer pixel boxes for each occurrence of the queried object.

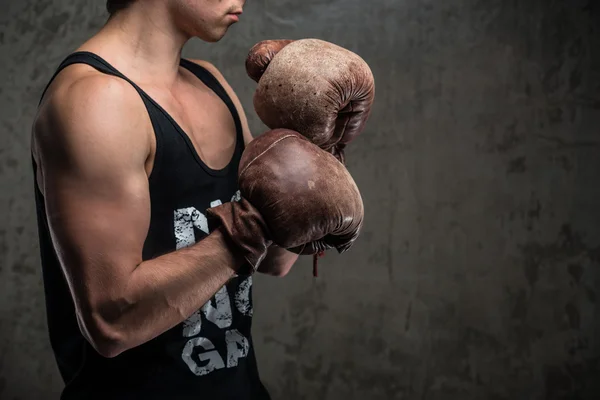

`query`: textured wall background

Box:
[1,0,599,399]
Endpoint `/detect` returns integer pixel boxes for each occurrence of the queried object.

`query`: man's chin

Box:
[196,28,229,43]
[202,35,225,43]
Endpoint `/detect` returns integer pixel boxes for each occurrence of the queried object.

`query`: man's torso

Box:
[32,51,268,399]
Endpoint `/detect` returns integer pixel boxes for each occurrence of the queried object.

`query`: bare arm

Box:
[33,74,245,358]
[258,245,301,276]
[194,60,299,277]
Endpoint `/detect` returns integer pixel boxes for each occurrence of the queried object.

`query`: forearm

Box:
[257,245,299,277]
[97,227,243,356]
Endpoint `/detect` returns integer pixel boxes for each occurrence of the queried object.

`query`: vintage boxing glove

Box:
[246,38,375,164]
[206,129,364,275]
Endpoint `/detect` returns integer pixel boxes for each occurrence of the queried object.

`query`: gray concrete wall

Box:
[1,0,599,399]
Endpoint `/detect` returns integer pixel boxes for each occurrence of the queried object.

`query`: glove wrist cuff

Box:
[206,198,272,275]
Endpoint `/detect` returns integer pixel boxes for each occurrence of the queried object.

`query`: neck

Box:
[82,3,190,86]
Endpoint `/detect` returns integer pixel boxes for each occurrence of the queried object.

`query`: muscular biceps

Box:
[34,75,153,337]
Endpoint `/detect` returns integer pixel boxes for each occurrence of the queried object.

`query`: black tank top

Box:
[32,52,269,400]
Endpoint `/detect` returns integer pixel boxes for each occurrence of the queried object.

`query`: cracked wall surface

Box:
[0,0,599,399]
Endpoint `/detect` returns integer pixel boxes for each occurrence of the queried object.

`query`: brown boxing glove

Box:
[246,39,375,164]
[206,129,364,275]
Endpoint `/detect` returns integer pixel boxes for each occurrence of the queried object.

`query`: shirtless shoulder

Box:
[33,64,154,185]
